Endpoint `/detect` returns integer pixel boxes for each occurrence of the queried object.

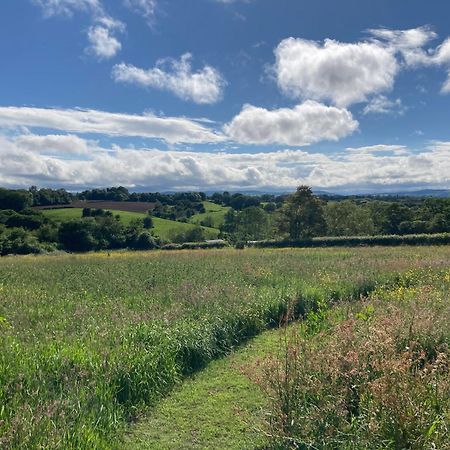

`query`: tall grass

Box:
[258,270,450,449]
[1,247,449,448]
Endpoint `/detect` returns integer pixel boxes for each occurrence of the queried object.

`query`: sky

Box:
[1,0,450,193]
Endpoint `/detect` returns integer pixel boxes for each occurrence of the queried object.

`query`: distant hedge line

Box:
[162,241,229,250]
[249,233,450,249]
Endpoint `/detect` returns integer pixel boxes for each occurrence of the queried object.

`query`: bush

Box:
[162,241,229,251]
[143,216,153,229]
[250,233,450,249]
[132,232,158,250]
[0,228,45,256]
[58,220,98,252]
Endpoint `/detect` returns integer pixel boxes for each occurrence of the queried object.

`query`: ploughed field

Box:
[1,247,449,449]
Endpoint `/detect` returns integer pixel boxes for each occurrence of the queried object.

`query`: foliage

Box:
[170,225,206,243]
[277,186,326,239]
[251,232,450,248]
[0,227,51,255]
[324,200,375,236]
[29,186,73,206]
[221,206,272,242]
[0,188,32,211]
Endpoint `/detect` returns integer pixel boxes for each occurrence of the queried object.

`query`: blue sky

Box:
[0,0,450,193]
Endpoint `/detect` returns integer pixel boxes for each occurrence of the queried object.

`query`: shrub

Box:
[251,233,450,249]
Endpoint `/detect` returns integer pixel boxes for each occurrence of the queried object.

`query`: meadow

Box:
[1,246,449,448]
[188,200,230,228]
[41,207,220,240]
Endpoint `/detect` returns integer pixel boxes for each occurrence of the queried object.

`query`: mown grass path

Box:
[125,328,281,449]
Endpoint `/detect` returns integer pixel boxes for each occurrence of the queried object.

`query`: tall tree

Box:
[324,200,375,236]
[278,186,326,239]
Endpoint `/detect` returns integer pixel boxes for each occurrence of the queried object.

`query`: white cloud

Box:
[112,53,226,104]
[368,28,450,95]
[434,39,450,93]
[273,37,398,107]
[368,26,437,66]
[225,100,358,146]
[0,106,225,144]
[362,95,405,115]
[33,0,125,60]
[272,27,450,106]
[124,0,157,25]
[32,0,102,17]
[345,144,409,155]
[2,134,450,192]
[86,23,123,59]
[13,134,93,155]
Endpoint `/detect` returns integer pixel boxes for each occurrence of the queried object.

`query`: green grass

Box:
[41,207,87,222]
[151,217,219,241]
[126,328,280,449]
[41,208,219,240]
[126,270,450,449]
[1,247,450,449]
[188,201,230,229]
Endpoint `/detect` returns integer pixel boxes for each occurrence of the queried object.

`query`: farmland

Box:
[41,207,220,240]
[34,200,156,214]
[1,246,449,449]
[188,200,230,228]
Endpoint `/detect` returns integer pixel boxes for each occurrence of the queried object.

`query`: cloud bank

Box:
[1,133,449,192]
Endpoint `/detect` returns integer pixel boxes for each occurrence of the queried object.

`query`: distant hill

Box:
[374,189,450,198]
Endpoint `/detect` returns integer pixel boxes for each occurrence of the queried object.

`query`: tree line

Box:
[1,185,449,255]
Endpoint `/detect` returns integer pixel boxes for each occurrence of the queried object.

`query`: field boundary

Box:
[248,232,450,248]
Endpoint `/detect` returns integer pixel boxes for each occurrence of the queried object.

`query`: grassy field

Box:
[188,201,230,229]
[1,246,449,448]
[127,275,450,449]
[41,208,219,240]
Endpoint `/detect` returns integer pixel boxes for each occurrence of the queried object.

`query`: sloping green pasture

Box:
[188,201,230,228]
[41,208,219,240]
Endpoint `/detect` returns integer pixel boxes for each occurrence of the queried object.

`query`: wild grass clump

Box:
[259,274,450,449]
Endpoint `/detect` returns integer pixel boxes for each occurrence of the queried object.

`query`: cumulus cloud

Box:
[112,53,227,104]
[2,134,449,192]
[0,106,225,144]
[273,37,398,107]
[86,18,124,59]
[272,27,450,106]
[362,95,405,115]
[225,100,358,146]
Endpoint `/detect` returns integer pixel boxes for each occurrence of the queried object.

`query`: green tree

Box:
[58,219,97,252]
[143,216,154,229]
[278,186,326,239]
[234,207,271,242]
[324,200,375,236]
[0,188,32,211]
